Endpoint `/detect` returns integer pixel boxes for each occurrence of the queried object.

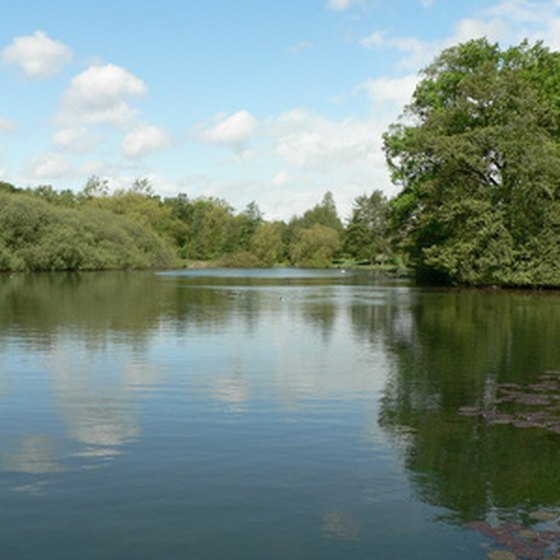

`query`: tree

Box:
[233,201,264,251]
[384,39,560,286]
[295,191,343,232]
[285,192,344,262]
[289,224,341,268]
[180,197,235,259]
[82,175,109,198]
[251,222,285,266]
[344,190,390,263]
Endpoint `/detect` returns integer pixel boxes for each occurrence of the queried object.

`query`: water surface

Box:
[1,269,560,559]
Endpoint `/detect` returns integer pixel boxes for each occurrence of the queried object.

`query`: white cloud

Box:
[0,117,15,134]
[269,109,377,172]
[79,160,110,176]
[1,31,73,78]
[451,18,506,45]
[29,153,70,179]
[58,64,147,126]
[52,127,100,153]
[358,75,419,108]
[360,17,507,70]
[122,124,170,158]
[483,1,560,49]
[273,170,290,186]
[360,30,387,48]
[360,29,434,69]
[327,0,360,10]
[199,110,257,146]
[288,40,314,54]
[358,2,560,71]
[420,0,435,7]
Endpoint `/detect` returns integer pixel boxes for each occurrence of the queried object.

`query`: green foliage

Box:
[289,191,343,233]
[344,190,391,263]
[251,222,285,266]
[217,251,262,268]
[0,181,19,194]
[0,177,391,272]
[0,192,174,271]
[289,224,341,268]
[384,38,560,286]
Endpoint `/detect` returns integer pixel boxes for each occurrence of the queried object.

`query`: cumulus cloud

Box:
[52,127,100,153]
[29,152,70,179]
[58,64,147,126]
[360,20,503,69]
[451,18,506,44]
[358,3,559,71]
[199,110,257,146]
[122,124,170,158]
[0,117,15,134]
[358,75,419,109]
[1,31,73,78]
[269,109,376,172]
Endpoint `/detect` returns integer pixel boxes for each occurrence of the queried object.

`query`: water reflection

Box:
[0,270,390,479]
[374,288,560,525]
[2,270,560,558]
[3,435,63,474]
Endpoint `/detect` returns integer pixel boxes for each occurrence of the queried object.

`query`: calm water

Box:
[1,269,560,559]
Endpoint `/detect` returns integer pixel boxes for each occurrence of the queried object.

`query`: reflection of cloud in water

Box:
[210,372,249,412]
[65,409,139,448]
[322,510,362,540]
[73,447,125,458]
[49,342,140,459]
[3,435,64,474]
[12,480,50,496]
[123,361,168,391]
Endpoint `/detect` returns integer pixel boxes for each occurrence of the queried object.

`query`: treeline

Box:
[0,178,394,272]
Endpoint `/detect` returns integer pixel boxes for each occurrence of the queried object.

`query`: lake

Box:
[1,269,560,559]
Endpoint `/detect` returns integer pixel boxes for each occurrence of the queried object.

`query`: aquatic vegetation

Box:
[465,515,560,558]
[458,371,560,434]
[460,372,560,558]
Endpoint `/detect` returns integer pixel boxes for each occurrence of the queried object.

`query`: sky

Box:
[1,0,560,221]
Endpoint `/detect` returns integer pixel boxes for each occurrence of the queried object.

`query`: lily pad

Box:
[529,510,559,521]
[458,406,480,416]
[487,551,517,560]
[518,529,538,540]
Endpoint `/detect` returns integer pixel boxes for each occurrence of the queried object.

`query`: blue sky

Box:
[1,0,559,220]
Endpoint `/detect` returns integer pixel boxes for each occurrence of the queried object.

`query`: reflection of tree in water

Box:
[0,271,255,351]
[301,289,339,341]
[370,289,560,529]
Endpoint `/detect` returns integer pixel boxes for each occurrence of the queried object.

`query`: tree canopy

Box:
[0,181,388,272]
[384,38,560,287]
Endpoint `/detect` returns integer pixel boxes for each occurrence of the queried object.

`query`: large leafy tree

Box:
[384,39,560,286]
[344,190,390,263]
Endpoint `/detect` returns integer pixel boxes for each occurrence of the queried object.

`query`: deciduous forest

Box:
[0,178,392,272]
